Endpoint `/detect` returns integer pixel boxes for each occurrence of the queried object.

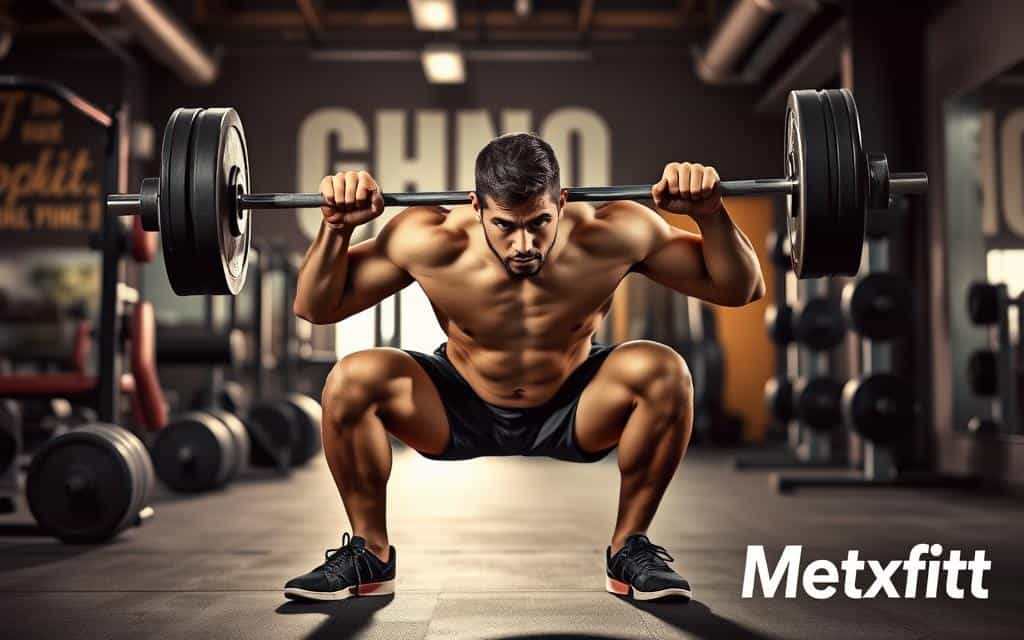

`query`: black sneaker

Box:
[605,534,692,601]
[284,533,396,601]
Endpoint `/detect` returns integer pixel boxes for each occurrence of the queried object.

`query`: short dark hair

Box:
[474,133,560,209]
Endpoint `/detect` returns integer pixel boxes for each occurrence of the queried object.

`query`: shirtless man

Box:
[285,133,765,603]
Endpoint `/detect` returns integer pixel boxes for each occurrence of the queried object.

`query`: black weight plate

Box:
[786,90,838,278]
[764,377,794,423]
[842,273,912,340]
[824,89,866,277]
[189,108,251,295]
[966,282,1001,326]
[765,303,794,345]
[793,297,845,350]
[967,349,998,396]
[793,377,843,432]
[284,393,322,466]
[765,229,790,269]
[100,423,153,530]
[841,374,913,444]
[246,401,298,468]
[160,108,205,296]
[152,412,235,492]
[26,424,138,543]
[207,409,250,481]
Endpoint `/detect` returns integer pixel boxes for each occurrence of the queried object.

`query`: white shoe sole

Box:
[284,579,396,601]
[605,575,692,601]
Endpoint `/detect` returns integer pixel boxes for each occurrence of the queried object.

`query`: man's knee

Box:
[322,349,402,427]
[612,340,693,422]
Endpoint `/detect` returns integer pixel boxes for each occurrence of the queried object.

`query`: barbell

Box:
[106,89,929,296]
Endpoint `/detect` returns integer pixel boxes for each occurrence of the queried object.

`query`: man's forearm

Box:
[294,222,354,320]
[694,206,765,303]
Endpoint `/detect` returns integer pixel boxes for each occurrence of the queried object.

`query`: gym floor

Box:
[1,447,1020,640]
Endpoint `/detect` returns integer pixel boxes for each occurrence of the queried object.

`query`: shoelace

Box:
[627,537,674,573]
[322,532,369,587]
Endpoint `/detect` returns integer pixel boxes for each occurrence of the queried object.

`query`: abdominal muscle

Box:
[443,330,597,407]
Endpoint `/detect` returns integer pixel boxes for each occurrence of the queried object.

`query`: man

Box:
[286,133,765,603]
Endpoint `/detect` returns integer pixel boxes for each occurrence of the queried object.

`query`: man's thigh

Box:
[331,348,451,457]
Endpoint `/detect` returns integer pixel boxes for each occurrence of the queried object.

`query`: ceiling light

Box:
[421,44,465,84]
[409,0,457,32]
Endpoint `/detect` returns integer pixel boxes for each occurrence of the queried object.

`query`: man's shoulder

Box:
[568,200,663,261]
[379,205,471,267]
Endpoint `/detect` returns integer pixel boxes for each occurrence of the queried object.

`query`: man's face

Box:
[474,192,564,279]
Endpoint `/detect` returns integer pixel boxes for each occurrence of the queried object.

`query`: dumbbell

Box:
[966,349,998,397]
[792,297,846,351]
[842,273,912,340]
[766,230,791,270]
[841,373,914,445]
[764,377,794,424]
[765,304,794,346]
[793,376,843,431]
[246,393,323,469]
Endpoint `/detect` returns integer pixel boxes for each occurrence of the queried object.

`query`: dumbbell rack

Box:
[967,283,1022,434]
[776,236,895,491]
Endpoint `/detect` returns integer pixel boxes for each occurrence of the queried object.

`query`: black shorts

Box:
[404,343,619,463]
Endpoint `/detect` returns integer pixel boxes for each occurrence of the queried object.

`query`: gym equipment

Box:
[285,393,323,466]
[967,349,998,396]
[0,400,20,479]
[765,304,794,345]
[967,282,1000,326]
[793,376,843,431]
[841,374,914,444]
[150,411,241,492]
[842,273,912,340]
[766,229,791,270]
[26,424,155,543]
[792,297,845,350]
[208,409,250,480]
[106,89,929,294]
[156,325,245,366]
[190,379,251,415]
[967,416,1000,435]
[246,393,322,468]
[764,377,794,423]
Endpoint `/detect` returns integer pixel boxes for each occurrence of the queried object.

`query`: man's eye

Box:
[531,219,549,229]
[494,221,511,230]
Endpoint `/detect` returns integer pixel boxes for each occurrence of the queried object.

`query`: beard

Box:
[503,254,544,278]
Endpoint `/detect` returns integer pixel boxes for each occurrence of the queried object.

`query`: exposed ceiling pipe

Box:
[694,0,819,85]
[116,0,219,85]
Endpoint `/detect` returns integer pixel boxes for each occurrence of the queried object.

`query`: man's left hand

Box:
[652,162,722,218]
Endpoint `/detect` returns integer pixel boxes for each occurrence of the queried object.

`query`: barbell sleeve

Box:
[889,172,929,194]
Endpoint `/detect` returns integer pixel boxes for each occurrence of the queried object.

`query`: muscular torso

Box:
[396,204,637,407]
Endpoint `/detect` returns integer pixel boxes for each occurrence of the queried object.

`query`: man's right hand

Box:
[320,170,386,230]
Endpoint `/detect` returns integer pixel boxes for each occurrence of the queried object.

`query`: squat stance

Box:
[285,134,765,602]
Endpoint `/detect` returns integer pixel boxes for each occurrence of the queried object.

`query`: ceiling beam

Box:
[295,0,324,40]
[577,0,595,34]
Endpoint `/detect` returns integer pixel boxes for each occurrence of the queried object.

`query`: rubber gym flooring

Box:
[1,446,1022,640]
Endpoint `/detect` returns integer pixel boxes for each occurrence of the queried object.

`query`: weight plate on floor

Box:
[207,409,250,481]
[284,393,322,466]
[841,374,913,444]
[0,399,20,476]
[246,401,298,468]
[151,411,237,492]
[842,273,912,340]
[189,108,251,295]
[191,380,251,415]
[793,377,843,432]
[26,424,146,543]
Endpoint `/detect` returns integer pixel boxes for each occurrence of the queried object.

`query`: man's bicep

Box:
[633,227,713,295]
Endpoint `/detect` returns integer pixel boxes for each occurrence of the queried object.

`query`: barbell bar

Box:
[105,89,930,296]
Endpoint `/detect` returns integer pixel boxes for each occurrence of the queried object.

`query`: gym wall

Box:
[926,0,1024,484]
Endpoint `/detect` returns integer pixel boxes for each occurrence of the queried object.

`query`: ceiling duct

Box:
[74,0,218,85]
[694,0,820,85]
